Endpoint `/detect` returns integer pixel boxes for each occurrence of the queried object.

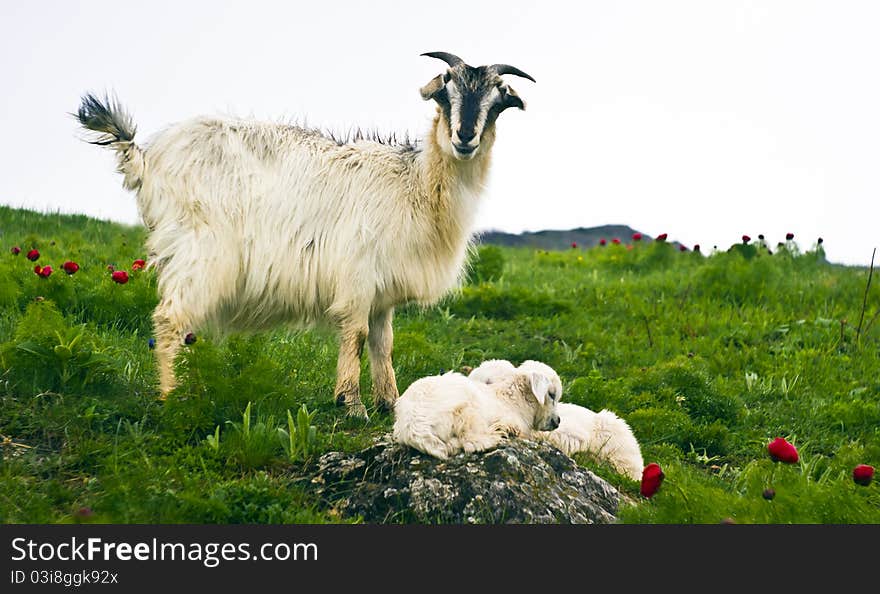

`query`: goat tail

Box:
[75,93,145,190]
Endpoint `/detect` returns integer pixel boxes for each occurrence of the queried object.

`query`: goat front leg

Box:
[334,319,369,420]
[368,307,399,412]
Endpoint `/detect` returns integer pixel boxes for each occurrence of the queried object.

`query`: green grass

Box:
[0,205,878,524]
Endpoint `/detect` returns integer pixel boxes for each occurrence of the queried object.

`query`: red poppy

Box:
[184,332,197,345]
[599,238,607,246]
[785,232,794,241]
[74,506,94,519]
[37,265,53,278]
[611,238,621,245]
[853,464,874,486]
[693,244,701,252]
[656,233,667,242]
[632,233,642,241]
[107,265,115,272]
[742,235,751,244]
[132,259,146,271]
[679,244,687,252]
[33,265,42,275]
[11,246,21,255]
[767,437,798,464]
[26,249,40,261]
[62,261,79,275]
[111,270,129,284]
[640,463,664,498]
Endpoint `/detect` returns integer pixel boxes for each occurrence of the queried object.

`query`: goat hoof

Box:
[374,396,397,413]
[335,392,357,407]
[345,403,369,421]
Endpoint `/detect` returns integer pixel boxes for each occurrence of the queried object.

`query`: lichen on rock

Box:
[303,436,620,524]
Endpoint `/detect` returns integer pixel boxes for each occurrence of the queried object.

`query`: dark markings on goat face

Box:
[433,87,453,127]
[448,66,495,141]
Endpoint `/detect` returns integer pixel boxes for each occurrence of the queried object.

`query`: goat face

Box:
[420,52,534,161]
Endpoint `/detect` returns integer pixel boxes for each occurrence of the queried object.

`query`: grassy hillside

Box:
[0,205,878,524]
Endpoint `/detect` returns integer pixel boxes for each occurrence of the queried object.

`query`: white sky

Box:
[1,0,878,265]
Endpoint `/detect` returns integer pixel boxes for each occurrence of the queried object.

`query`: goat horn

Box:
[421,52,465,68]
[491,64,536,83]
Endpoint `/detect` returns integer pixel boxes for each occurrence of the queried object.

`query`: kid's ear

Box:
[529,372,550,405]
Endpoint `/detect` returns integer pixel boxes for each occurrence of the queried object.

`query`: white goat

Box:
[469,360,645,480]
[76,52,534,418]
[393,365,562,459]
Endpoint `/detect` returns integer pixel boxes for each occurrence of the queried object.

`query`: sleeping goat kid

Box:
[468,360,645,481]
[75,52,535,419]
[393,365,562,459]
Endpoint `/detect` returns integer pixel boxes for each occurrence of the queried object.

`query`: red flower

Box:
[762,488,776,500]
[693,244,701,252]
[37,265,53,278]
[33,265,42,275]
[632,232,642,241]
[74,506,94,520]
[11,246,21,255]
[111,270,129,284]
[741,235,751,244]
[184,332,197,345]
[656,233,667,242]
[599,238,607,246]
[767,437,799,464]
[26,249,40,261]
[611,238,621,245]
[679,244,687,252]
[640,463,664,498]
[853,464,874,486]
[571,242,577,249]
[785,232,794,241]
[107,265,115,272]
[62,261,79,275]
[132,259,146,271]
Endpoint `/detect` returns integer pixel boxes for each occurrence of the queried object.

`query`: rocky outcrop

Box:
[306,436,620,524]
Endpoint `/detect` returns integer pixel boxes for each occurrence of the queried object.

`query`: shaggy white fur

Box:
[75,54,534,418]
[393,368,561,460]
[468,359,645,480]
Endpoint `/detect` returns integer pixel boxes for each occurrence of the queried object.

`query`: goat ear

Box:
[502,85,526,111]
[529,372,550,405]
[420,74,447,100]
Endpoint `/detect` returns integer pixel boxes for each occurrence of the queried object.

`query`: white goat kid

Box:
[468,360,645,480]
[393,367,562,459]
[76,52,534,419]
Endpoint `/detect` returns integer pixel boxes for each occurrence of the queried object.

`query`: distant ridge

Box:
[475,224,650,250]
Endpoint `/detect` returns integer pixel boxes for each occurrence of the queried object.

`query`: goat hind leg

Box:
[152,302,190,400]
